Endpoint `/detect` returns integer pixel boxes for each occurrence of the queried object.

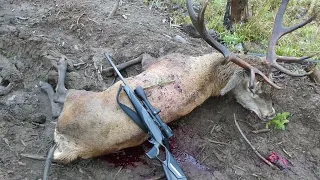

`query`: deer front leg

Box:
[53,57,68,104]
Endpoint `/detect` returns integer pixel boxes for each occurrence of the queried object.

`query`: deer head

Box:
[187,0,316,121]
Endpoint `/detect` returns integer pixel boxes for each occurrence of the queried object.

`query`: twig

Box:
[282,148,293,158]
[20,140,27,147]
[108,0,121,19]
[73,62,86,68]
[233,165,246,172]
[3,138,12,148]
[102,55,143,77]
[200,155,209,164]
[93,62,103,81]
[16,16,29,20]
[20,153,46,161]
[251,173,259,178]
[204,137,229,146]
[88,18,99,25]
[210,124,216,134]
[55,10,61,18]
[195,145,206,159]
[251,128,270,134]
[146,174,165,180]
[113,166,123,179]
[77,13,85,25]
[233,114,277,169]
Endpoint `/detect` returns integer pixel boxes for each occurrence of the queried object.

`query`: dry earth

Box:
[0,0,319,180]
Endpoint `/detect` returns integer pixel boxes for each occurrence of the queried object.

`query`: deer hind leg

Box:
[39,57,68,118]
[53,57,68,104]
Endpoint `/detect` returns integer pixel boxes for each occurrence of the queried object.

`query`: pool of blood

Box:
[100,144,148,167]
[101,138,210,172]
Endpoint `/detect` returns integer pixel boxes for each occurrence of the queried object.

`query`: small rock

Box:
[234,43,244,52]
[31,113,46,124]
[7,94,16,101]
[74,44,79,51]
[173,35,187,44]
[47,70,58,85]
[122,14,128,19]
[159,47,165,57]
[18,161,26,166]
[162,18,167,23]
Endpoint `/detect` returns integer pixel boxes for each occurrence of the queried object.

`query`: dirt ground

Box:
[0,0,320,180]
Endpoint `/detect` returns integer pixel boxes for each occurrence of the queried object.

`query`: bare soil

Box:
[0,0,320,180]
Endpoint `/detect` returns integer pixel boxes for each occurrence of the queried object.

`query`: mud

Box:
[0,0,319,180]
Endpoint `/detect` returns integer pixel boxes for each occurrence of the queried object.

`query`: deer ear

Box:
[220,70,246,95]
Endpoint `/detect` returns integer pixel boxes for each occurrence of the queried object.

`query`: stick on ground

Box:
[233,114,277,169]
[102,55,143,77]
[108,0,121,19]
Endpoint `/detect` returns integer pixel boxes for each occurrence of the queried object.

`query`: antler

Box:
[186,0,281,89]
[266,0,316,76]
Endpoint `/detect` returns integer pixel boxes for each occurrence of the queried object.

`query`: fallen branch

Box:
[102,55,143,77]
[108,0,121,19]
[233,114,277,169]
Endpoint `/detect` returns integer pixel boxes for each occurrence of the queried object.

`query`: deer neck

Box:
[185,53,240,97]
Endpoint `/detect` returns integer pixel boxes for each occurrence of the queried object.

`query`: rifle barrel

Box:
[105,54,128,85]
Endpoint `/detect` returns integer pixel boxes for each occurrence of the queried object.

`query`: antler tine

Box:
[186,0,282,89]
[266,0,315,76]
[186,0,230,57]
[230,54,282,89]
[277,54,316,63]
[185,0,198,26]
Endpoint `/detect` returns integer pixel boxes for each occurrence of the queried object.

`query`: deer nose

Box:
[263,108,276,121]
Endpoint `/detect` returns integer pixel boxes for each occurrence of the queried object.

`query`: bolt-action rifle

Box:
[105,54,187,180]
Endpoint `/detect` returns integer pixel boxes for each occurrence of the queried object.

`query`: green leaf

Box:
[266,112,290,130]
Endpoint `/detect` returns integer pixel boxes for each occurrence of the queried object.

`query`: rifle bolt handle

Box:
[153,109,161,115]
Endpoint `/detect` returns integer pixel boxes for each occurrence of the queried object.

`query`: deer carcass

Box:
[40,0,317,163]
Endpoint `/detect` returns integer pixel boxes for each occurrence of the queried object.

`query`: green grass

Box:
[169,0,320,59]
[266,112,290,130]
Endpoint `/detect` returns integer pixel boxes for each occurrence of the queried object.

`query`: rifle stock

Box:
[162,150,186,180]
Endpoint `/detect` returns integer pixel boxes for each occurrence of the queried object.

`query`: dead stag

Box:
[40,0,317,163]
